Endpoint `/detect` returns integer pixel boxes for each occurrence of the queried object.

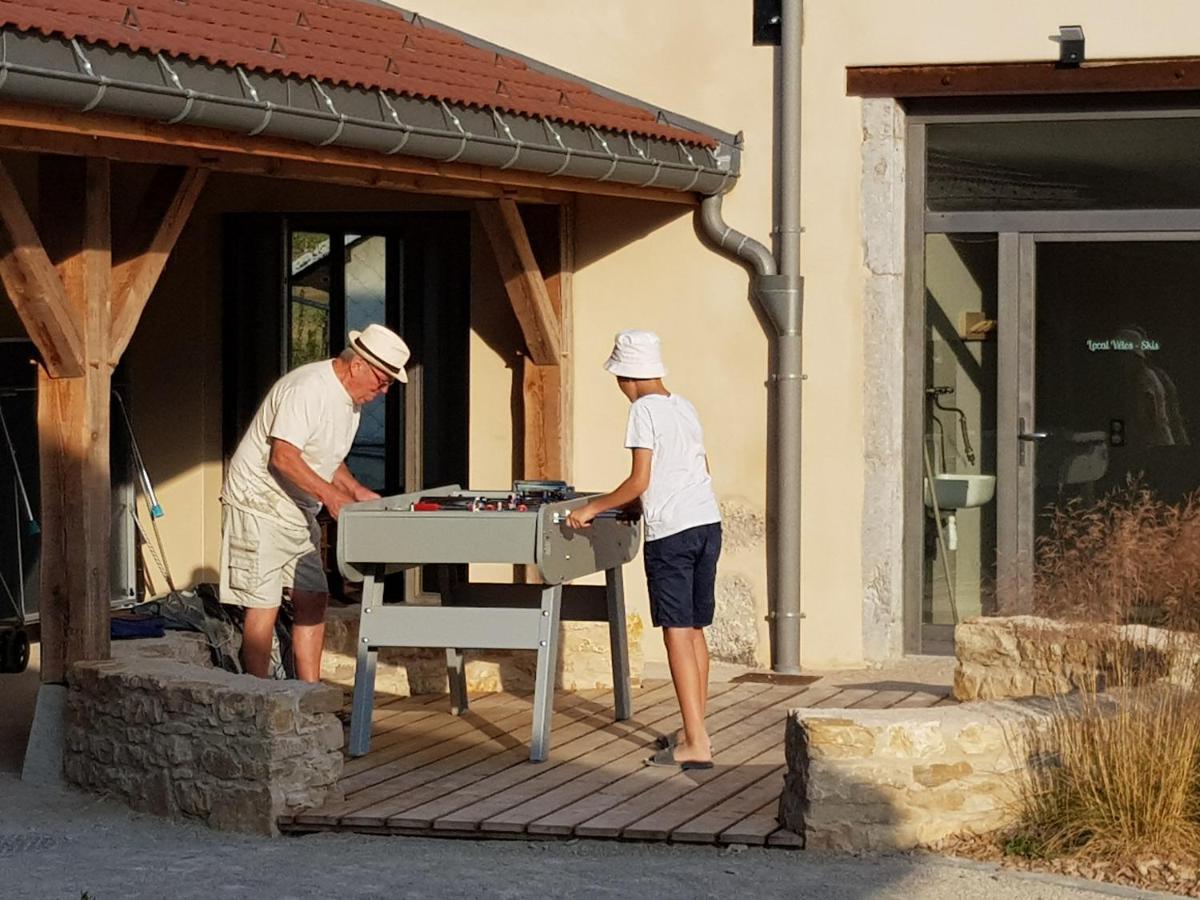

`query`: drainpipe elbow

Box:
[697,194,776,278]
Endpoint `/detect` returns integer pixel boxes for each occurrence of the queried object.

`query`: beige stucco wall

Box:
[411,0,1200,670]
[11,2,1200,670]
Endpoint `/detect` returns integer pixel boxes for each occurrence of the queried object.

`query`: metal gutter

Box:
[386,3,742,153]
[697,0,804,673]
[0,27,738,196]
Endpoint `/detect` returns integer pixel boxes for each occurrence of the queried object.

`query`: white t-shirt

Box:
[223,360,361,530]
[624,393,721,542]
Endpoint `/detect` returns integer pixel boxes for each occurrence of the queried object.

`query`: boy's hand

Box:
[566,503,598,529]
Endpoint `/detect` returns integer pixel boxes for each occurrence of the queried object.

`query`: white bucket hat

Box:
[603,329,667,379]
[348,323,410,383]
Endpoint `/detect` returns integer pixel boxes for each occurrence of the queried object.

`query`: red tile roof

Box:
[0,0,717,147]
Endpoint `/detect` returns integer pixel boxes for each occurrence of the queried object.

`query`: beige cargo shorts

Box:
[219,504,327,609]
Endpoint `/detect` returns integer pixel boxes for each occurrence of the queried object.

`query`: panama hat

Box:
[348,323,410,383]
[603,330,667,379]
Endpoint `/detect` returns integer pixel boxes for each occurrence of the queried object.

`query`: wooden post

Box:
[0,156,206,682]
[36,155,112,682]
[520,202,573,483]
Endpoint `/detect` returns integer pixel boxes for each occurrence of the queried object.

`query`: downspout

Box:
[697,0,804,674]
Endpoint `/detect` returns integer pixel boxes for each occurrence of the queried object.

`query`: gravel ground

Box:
[0,774,1174,900]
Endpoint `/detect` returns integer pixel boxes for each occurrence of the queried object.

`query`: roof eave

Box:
[0,27,741,197]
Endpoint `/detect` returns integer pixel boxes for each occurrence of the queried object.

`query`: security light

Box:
[1050,25,1085,68]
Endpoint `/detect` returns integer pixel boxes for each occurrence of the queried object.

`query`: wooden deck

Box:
[280,679,954,844]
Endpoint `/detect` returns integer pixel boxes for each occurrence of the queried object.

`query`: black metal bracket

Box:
[1050,25,1085,68]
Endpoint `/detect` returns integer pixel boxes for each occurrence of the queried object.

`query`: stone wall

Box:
[954,616,1200,701]
[321,605,644,697]
[65,647,343,835]
[779,700,1058,851]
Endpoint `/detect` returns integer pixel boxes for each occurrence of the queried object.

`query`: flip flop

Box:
[655,732,716,753]
[644,745,714,770]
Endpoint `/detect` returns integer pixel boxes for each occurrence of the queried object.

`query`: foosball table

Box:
[336,481,641,762]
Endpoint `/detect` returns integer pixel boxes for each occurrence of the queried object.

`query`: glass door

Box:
[999,235,1200,613]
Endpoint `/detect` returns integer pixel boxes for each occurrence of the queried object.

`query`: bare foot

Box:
[671,737,712,765]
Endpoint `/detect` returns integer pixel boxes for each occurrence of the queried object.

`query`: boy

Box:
[567,330,722,770]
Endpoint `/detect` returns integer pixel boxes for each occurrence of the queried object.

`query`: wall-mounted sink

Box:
[923,473,996,510]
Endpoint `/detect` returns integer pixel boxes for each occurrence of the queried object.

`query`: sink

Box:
[923,473,996,510]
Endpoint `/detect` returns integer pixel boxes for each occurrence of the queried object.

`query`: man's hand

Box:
[566,503,599,529]
[352,486,382,502]
[322,488,358,520]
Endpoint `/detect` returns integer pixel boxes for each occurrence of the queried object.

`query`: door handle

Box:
[1017,417,1047,442]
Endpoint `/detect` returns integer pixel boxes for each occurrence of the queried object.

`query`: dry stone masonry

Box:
[779,700,1059,851]
[65,644,343,835]
[954,615,1200,701]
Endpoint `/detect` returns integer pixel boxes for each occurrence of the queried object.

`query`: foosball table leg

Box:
[529,583,563,762]
[606,566,633,721]
[446,647,469,715]
[348,567,383,757]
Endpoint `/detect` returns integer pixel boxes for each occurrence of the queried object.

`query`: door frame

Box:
[904,103,1200,652]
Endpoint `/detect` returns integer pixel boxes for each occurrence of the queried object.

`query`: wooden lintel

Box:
[109,167,208,364]
[847,57,1200,99]
[0,160,85,377]
[477,199,562,366]
[0,102,700,207]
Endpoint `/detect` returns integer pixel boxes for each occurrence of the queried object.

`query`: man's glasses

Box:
[363,362,392,390]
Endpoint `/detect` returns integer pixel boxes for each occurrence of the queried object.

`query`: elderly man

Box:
[220,323,409,681]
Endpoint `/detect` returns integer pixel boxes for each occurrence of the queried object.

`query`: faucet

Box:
[926,386,976,466]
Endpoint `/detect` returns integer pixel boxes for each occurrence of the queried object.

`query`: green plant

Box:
[1002,832,1047,859]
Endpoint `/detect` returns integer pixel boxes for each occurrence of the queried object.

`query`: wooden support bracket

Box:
[476,198,563,366]
[0,160,84,377]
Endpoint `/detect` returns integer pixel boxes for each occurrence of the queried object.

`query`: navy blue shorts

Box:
[643,523,722,629]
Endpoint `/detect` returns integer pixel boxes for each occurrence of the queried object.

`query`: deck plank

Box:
[285,678,947,848]
[464,682,766,834]
[623,746,787,841]
[573,695,808,840]
[339,697,550,793]
[342,690,531,779]
[849,689,914,709]
[659,765,785,844]
[297,692,599,827]
[330,686,663,828]
[539,683,823,838]
[355,686,691,835]
[392,681,726,831]
[718,798,786,846]
[893,688,952,708]
[811,687,878,708]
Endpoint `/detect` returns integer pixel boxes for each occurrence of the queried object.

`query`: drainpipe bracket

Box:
[754,273,804,337]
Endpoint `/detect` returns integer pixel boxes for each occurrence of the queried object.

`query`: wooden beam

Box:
[477,199,562,367]
[519,201,573,482]
[37,155,112,682]
[109,166,208,364]
[0,102,699,207]
[0,160,84,377]
[846,57,1200,99]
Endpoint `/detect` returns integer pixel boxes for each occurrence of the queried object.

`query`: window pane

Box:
[923,234,999,626]
[343,234,388,490]
[928,117,1200,211]
[289,231,331,370]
